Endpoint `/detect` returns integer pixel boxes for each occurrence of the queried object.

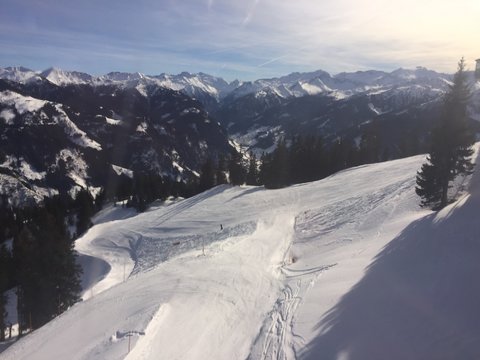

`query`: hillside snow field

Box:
[3,150,480,360]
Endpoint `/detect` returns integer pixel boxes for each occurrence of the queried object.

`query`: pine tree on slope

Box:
[0,244,10,341]
[199,158,216,192]
[416,58,475,210]
[14,208,82,332]
[246,153,259,185]
[228,151,246,186]
[215,155,228,185]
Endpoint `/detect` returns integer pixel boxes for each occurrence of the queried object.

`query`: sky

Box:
[0,0,478,81]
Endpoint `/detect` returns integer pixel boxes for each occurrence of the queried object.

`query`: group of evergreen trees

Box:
[260,138,321,189]
[197,129,416,191]
[14,204,82,332]
[198,151,250,190]
[258,129,395,189]
[110,173,198,212]
[0,195,86,338]
[416,58,475,210]
[198,134,375,191]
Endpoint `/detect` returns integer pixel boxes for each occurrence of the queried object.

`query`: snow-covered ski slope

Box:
[4,150,480,360]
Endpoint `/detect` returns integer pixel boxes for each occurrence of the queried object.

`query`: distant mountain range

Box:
[1,65,479,205]
[0,65,455,101]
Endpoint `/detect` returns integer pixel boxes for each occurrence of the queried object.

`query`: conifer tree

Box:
[75,189,95,234]
[215,155,228,185]
[416,58,475,209]
[274,139,290,188]
[199,158,216,191]
[246,153,259,185]
[114,175,133,201]
[328,138,356,174]
[14,223,40,333]
[228,151,246,186]
[288,136,307,184]
[259,152,273,186]
[0,244,10,341]
[308,136,327,181]
[358,120,382,165]
[260,139,289,189]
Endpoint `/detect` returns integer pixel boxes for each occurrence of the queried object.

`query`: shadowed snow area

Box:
[300,156,480,360]
[3,149,480,360]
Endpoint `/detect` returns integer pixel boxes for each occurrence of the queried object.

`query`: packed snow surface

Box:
[4,151,480,360]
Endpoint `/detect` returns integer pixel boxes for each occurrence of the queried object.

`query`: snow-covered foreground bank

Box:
[3,151,480,360]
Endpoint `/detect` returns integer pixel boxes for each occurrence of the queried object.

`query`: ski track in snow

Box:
[248,174,414,360]
[253,276,318,360]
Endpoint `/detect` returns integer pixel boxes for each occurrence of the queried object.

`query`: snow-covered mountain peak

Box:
[373,67,452,90]
[40,67,93,85]
[0,66,41,83]
[390,67,418,80]
[280,69,331,83]
[389,66,447,81]
[100,71,146,83]
[153,71,237,100]
[334,70,387,85]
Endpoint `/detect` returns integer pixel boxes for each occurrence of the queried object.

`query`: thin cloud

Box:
[1,0,478,79]
[258,55,289,68]
[242,0,260,26]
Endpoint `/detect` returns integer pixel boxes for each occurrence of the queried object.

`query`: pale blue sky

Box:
[1,0,478,81]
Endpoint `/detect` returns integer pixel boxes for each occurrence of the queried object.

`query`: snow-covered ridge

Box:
[0,90,101,151]
[0,90,47,114]
[53,105,102,150]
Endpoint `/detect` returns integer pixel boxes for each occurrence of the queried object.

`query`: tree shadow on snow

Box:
[226,186,264,202]
[300,169,480,360]
[77,254,111,294]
